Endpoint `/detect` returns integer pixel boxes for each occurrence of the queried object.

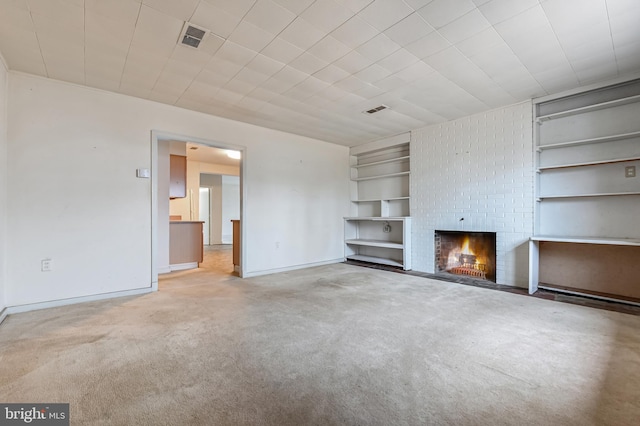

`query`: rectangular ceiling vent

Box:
[179,22,208,48]
[364,105,389,114]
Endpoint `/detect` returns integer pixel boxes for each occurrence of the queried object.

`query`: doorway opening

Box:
[151,131,245,290]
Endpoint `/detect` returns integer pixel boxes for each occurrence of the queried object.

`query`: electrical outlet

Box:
[41,258,52,272]
[625,166,636,178]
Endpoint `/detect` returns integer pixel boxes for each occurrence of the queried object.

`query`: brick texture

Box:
[410,101,534,287]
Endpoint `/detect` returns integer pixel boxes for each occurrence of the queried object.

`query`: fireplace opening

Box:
[435,231,497,282]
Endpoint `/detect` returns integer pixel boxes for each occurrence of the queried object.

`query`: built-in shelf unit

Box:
[345,134,412,270]
[530,78,640,304]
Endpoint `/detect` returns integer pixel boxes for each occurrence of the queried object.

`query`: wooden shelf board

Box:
[538,156,640,171]
[537,94,640,122]
[351,197,410,202]
[346,255,403,268]
[531,235,640,246]
[353,156,410,168]
[537,191,640,200]
[537,130,640,151]
[345,239,403,249]
[352,171,410,181]
[344,217,409,221]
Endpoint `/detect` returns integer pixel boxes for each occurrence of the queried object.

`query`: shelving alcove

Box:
[345,134,412,270]
[530,78,640,305]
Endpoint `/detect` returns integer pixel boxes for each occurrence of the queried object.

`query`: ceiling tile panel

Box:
[405,32,451,59]
[354,64,392,84]
[394,60,436,82]
[356,34,401,62]
[358,0,414,31]
[417,0,476,29]
[376,49,420,73]
[190,1,242,38]
[438,9,491,44]
[261,37,305,64]
[404,0,436,10]
[333,50,375,74]
[245,54,286,77]
[233,67,271,86]
[313,64,351,83]
[384,13,434,46]
[227,20,276,52]
[279,18,327,50]
[271,0,315,15]
[141,0,199,21]
[244,0,297,34]
[330,16,379,49]
[307,37,352,63]
[289,52,329,75]
[301,0,355,32]
[477,0,539,25]
[213,41,257,66]
[85,0,140,27]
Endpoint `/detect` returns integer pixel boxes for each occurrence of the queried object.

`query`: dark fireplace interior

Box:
[435,231,497,282]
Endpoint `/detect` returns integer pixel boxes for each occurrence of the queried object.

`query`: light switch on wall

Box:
[136,168,150,178]
[625,166,636,178]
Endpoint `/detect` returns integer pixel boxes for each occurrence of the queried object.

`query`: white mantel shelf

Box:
[530,236,640,246]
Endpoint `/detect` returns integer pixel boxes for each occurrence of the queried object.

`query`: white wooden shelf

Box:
[346,254,403,268]
[537,130,640,151]
[537,156,640,171]
[347,140,411,270]
[537,94,640,122]
[537,191,640,200]
[353,156,410,168]
[344,216,408,221]
[531,236,640,246]
[345,239,403,249]
[352,171,410,181]
[531,79,640,301]
[352,197,409,202]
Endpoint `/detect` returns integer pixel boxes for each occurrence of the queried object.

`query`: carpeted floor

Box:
[1,247,639,425]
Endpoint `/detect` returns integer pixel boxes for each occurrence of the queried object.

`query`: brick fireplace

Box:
[435,231,497,282]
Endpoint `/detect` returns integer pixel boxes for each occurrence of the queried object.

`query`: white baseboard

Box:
[242,258,344,278]
[3,287,155,318]
[0,307,8,325]
[157,265,172,274]
[170,262,198,271]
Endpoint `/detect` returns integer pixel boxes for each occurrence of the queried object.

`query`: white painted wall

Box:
[411,101,534,287]
[0,56,7,314]
[6,73,349,307]
[221,175,240,244]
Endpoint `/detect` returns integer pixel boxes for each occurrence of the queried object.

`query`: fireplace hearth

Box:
[435,231,497,282]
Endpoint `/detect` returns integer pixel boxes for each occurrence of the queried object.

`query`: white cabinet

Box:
[345,135,412,270]
[530,78,640,301]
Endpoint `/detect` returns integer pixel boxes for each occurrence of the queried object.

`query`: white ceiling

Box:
[185,141,240,166]
[1,0,639,147]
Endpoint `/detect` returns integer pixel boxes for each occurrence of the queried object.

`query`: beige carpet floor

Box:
[1,246,639,425]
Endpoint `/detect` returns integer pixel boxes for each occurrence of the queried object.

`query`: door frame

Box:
[150,130,246,290]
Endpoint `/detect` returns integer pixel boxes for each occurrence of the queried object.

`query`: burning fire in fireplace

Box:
[435,231,497,282]
[446,237,488,279]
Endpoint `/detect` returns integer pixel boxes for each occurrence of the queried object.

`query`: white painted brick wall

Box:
[411,101,534,287]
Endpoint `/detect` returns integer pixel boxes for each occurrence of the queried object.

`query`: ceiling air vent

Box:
[364,105,389,114]
[179,22,208,48]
